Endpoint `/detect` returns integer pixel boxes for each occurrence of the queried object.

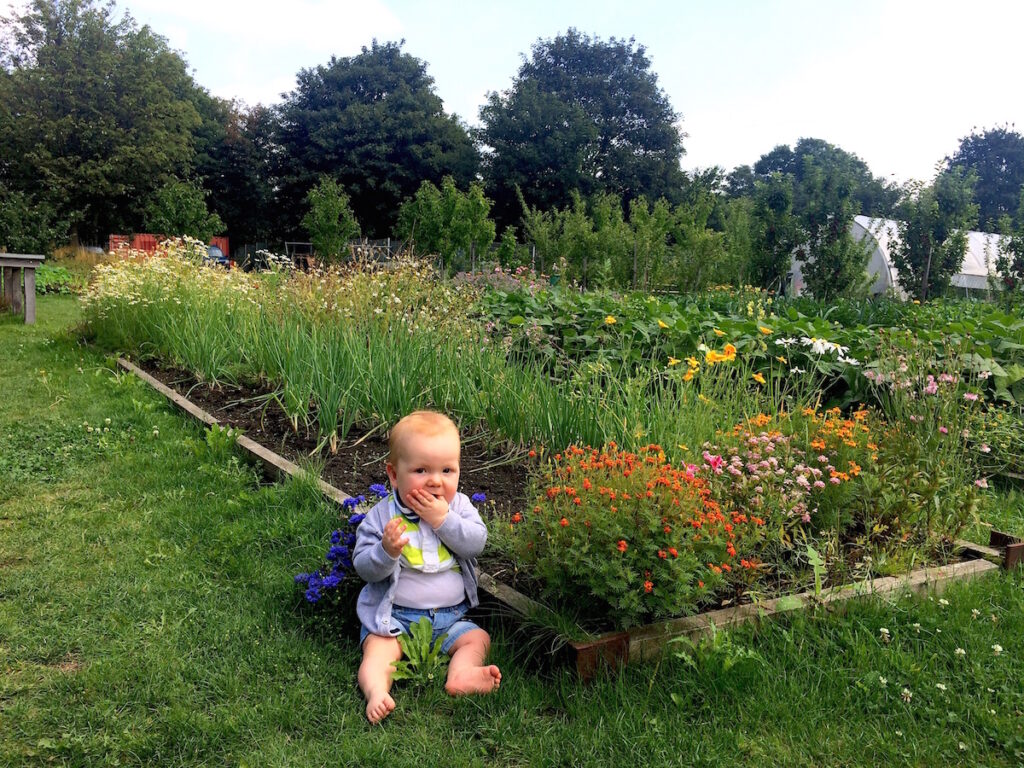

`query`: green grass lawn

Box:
[2,296,1024,767]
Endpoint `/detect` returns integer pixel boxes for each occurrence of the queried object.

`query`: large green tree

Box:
[747,137,899,218]
[946,125,1024,231]
[276,41,478,238]
[892,169,978,302]
[479,28,686,228]
[396,176,495,273]
[0,0,200,243]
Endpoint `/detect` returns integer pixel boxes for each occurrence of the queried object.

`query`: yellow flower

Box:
[713,328,726,337]
[752,372,767,385]
[657,319,669,329]
[723,343,737,361]
[776,355,787,364]
[686,356,699,369]
[759,325,772,335]
[682,369,695,382]
[668,357,681,367]
[678,444,689,452]
[604,315,617,325]
[706,350,724,365]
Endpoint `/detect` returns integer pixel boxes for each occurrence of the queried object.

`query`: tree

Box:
[301,176,360,263]
[479,28,686,228]
[0,0,201,243]
[797,155,874,301]
[994,190,1024,295]
[751,137,899,218]
[396,177,494,272]
[748,173,799,291]
[946,125,1024,231]
[144,179,224,243]
[891,169,978,302]
[0,182,64,252]
[276,41,478,238]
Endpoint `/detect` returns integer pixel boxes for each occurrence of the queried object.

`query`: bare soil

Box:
[137,361,532,519]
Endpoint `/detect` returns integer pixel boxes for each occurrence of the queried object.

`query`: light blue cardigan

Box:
[353,491,486,637]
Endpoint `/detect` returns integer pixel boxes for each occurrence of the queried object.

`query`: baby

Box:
[353,410,501,723]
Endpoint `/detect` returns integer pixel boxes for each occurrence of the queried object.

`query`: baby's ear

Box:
[385,461,397,485]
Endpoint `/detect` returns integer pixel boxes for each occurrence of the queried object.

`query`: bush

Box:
[505,444,769,629]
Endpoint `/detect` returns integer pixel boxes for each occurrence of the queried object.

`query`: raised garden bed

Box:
[118,357,1011,679]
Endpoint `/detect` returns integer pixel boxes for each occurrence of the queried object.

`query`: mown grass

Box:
[2,297,1024,767]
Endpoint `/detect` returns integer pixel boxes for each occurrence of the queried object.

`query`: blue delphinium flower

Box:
[343,533,356,547]
[305,586,321,603]
[321,573,342,589]
[330,529,342,544]
[294,572,311,584]
[342,497,358,510]
[471,492,487,503]
[369,483,389,498]
[356,494,366,504]
[348,512,366,525]
[326,544,349,562]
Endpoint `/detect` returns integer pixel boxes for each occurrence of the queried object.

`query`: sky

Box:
[112,0,1024,185]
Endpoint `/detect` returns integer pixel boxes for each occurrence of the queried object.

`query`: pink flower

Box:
[964,392,979,402]
[909,415,923,423]
[939,426,949,435]
[830,477,841,485]
[980,444,991,454]
[975,478,989,489]
[703,452,724,474]
[813,480,826,489]
[801,513,811,523]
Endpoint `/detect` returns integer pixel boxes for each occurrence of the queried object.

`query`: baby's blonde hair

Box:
[388,410,460,464]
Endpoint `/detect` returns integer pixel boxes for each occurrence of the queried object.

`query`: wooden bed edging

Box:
[119,356,1010,680]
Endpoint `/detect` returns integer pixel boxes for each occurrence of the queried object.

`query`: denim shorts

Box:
[360,600,480,655]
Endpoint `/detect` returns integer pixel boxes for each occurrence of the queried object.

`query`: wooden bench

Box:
[1,253,45,325]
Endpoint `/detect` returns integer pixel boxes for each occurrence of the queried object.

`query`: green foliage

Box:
[389,617,450,686]
[748,173,800,291]
[301,176,360,263]
[34,264,81,294]
[144,179,225,243]
[396,176,494,272]
[946,125,1024,230]
[0,0,201,242]
[892,170,979,301]
[479,28,686,227]
[187,423,240,467]
[797,154,875,301]
[276,41,477,238]
[669,621,766,678]
[0,183,65,253]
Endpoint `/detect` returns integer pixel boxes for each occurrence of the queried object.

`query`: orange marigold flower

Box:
[752,372,767,385]
[528,449,537,458]
[616,539,628,552]
[559,517,569,527]
[698,580,705,588]
[511,513,522,523]
[668,547,678,558]
[582,478,592,491]
[811,438,826,451]
[644,580,654,593]
[573,497,581,505]
[664,525,672,533]
[658,550,667,559]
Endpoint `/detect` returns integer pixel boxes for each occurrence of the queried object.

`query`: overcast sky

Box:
[112,0,1024,184]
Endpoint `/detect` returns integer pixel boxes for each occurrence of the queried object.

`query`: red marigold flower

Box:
[511,513,522,523]
[644,580,654,593]
[559,517,569,527]
[658,550,667,559]
[573,497,581,505]
[616,540,628,552]
[582,478,592,491]
[664,525,672,533]
[668,547,678,558]
[698,580,705,588]
[528,450,537,458]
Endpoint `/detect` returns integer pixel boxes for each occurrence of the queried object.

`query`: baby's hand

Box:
[382,517,409,558]
[405,488,449,529]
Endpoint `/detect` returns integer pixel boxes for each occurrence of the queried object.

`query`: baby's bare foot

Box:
[365,690,396,723]
[445,665,502,696]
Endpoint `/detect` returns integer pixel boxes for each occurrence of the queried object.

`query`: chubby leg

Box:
[445,628,501,696]
[358,634,403,723]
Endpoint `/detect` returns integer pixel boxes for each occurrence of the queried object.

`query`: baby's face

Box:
[386,430,461,506]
